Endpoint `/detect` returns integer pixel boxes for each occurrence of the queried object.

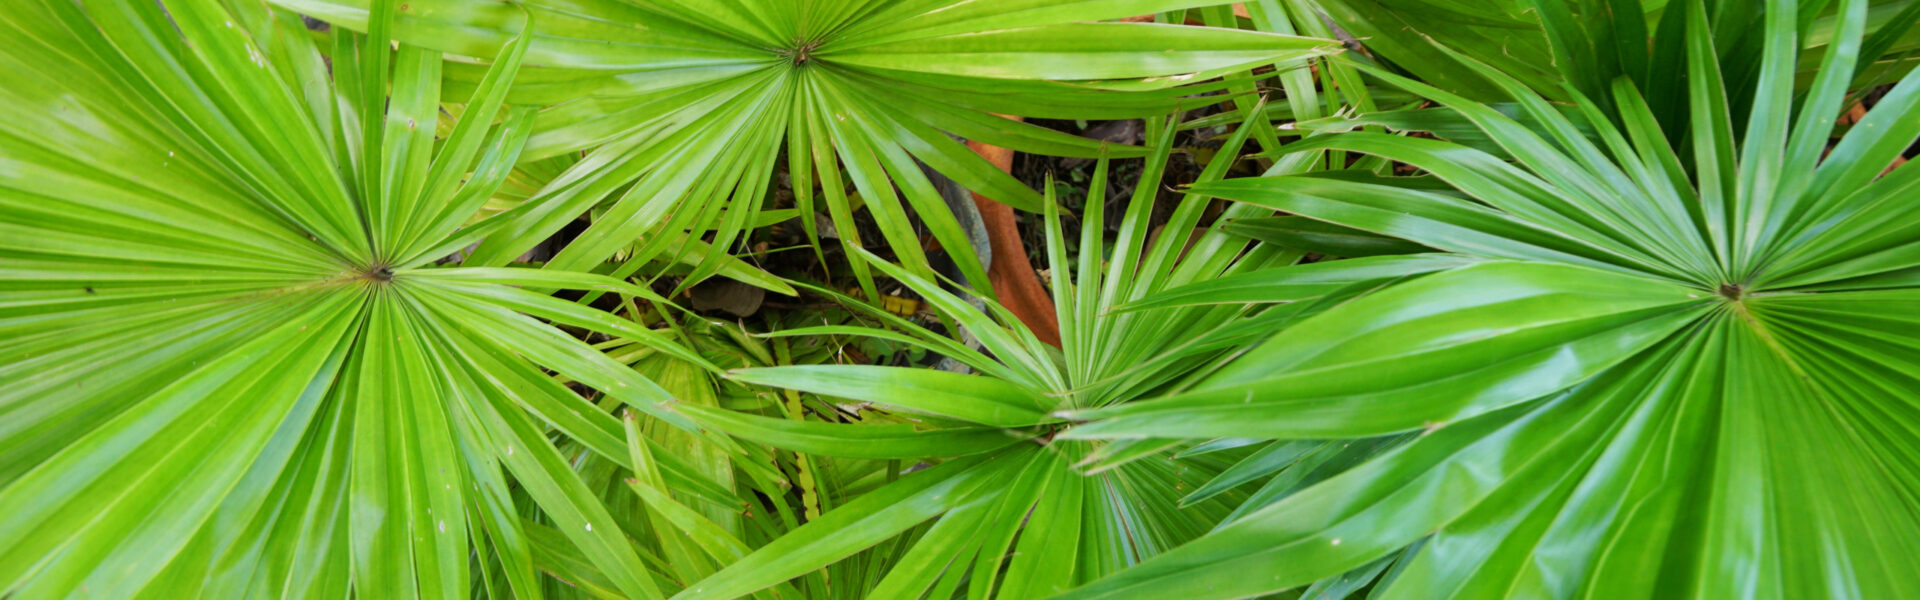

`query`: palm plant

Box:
[650,111,1465,599]
[1060,0,1920,597]
[11,1,1920,599]
[0,3,729,598]
[272,0,1338,297]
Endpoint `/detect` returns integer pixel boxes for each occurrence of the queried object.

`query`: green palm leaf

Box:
[1325,0,1920,109]
[1062,1,1920,598]
[664,110,1441,598]
[272,0,1339,298]
[0,2,709,597]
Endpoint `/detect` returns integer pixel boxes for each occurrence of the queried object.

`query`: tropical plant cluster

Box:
[3,0,1918,599]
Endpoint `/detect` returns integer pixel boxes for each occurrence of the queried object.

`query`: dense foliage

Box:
[3,1,1916,599]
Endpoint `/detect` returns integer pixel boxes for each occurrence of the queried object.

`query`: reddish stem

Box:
[967,131,1062,348]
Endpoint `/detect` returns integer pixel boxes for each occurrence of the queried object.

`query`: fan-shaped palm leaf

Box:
[272,0,1339,298]
[0,2,712,597]
[1062,1,1920,598]
[668,110,1456,598]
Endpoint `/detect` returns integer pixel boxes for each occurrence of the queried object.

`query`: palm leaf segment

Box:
[0,2,717,598]
[670,119,1272,599]
[1063,1,1920,598]
[276,0,1337,294]
[673,112,1459,599]
[1327,0,1920,107]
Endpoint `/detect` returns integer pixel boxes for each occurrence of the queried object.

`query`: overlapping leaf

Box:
[1325,0,1920,111]
[1063,1,1920,598]
[272,0,1338,298]
[676,107,1450,598]
[0,2,709,597]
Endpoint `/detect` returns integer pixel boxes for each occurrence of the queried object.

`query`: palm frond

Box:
[1063,2,1920,598]
[0,2,707,597]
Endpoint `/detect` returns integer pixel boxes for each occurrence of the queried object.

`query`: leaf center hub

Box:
[1717,283,1744,301]
[779,39,823,66]
[362,263,396,283]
